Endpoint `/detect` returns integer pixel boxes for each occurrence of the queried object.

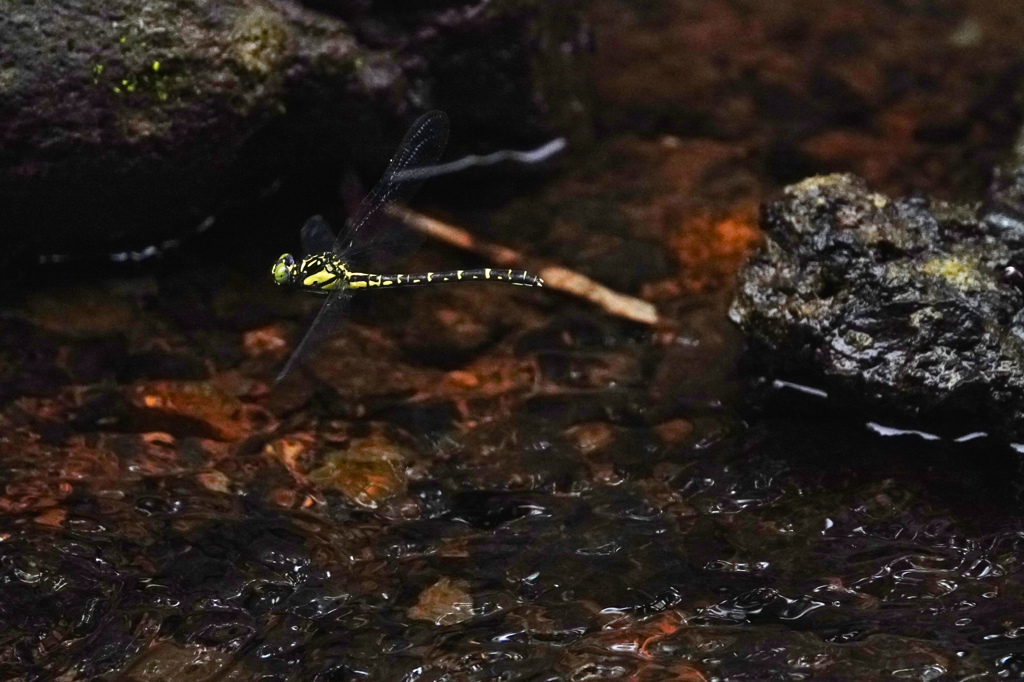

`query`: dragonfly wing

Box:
[275,289,352,383]
[335,111,449,270]
[300,215,336,255]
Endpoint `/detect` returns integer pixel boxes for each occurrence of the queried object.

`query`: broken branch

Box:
[388,206,661,326]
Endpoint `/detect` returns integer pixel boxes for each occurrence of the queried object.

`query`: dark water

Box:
[2,293,1024,681]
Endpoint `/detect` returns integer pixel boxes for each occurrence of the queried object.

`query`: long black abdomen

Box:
[348,268,543,289]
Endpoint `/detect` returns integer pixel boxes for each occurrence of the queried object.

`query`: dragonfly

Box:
[271,111,544,381]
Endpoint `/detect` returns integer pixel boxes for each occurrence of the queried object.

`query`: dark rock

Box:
[0,0,576,258]
[730,172,1024,438]
[2,0,360,255]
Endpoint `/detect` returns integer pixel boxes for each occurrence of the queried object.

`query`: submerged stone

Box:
[408,577,474,626]
[130,381,261,441]
[730,172,1024,439]
[308,436,407,510]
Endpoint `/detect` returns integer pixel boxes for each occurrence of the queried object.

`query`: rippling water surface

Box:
[2,296,1023,681]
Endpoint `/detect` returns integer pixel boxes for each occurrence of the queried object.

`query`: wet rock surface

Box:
[731,172,1024,438]
[0,0,575,257]
[2,0,359,255]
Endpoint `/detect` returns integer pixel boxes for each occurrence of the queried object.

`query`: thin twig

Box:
[388,206,661,326]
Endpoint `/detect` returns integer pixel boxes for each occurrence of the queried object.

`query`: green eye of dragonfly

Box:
[272,110,544,382]
[272,254,296,285]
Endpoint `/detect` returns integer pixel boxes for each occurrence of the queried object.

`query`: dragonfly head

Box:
[272,253,297,286]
